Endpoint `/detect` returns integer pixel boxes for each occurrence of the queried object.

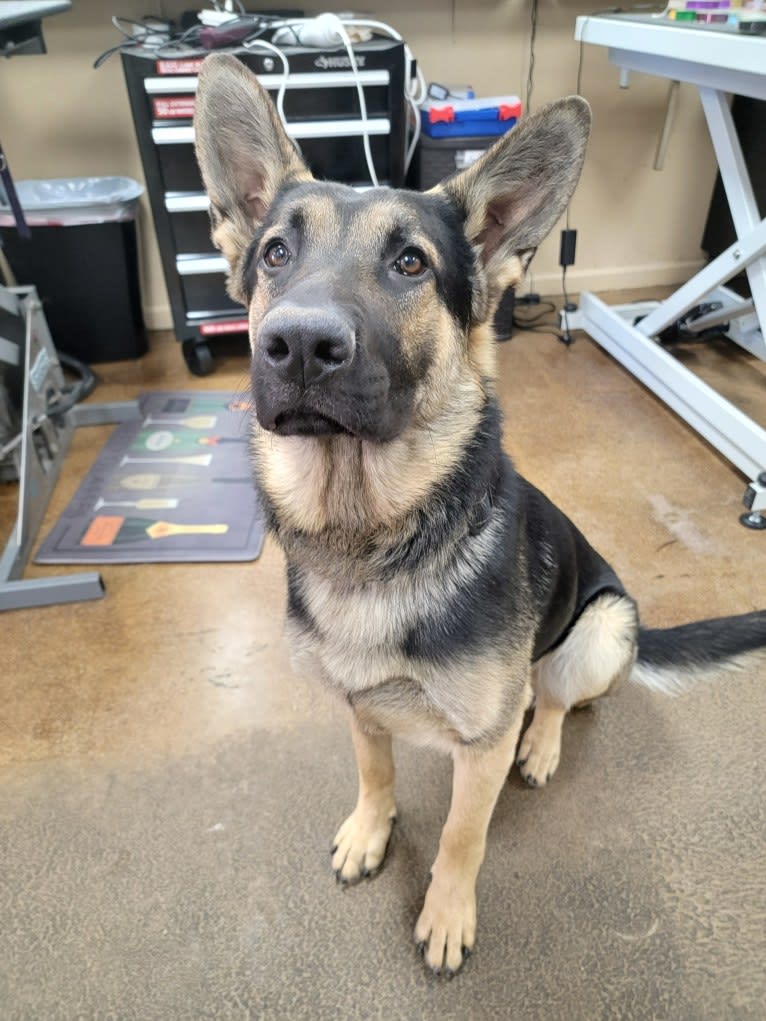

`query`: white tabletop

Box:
[0,1,70,29]
[575,12,766,99]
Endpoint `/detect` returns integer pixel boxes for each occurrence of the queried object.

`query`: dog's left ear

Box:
[437,97,591,275]
[194,53,312,300]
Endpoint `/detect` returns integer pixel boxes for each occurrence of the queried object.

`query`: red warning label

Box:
[156,59,204,75]
[152,96,197,119]
[199,320,250,336]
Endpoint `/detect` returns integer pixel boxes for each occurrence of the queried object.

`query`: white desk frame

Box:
[572,15,766,520]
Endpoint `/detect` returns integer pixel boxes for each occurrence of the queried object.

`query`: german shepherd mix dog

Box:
[195,54,766,975]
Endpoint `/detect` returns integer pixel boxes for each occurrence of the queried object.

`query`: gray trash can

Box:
[0,177,148,363]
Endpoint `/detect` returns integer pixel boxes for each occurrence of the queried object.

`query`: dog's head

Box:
[195,54,590,448]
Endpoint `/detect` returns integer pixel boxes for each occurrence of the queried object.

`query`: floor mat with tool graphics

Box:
[36,391,264,564]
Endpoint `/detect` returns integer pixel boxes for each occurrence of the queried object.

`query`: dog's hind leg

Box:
[518,593,638,787]
[331,712,397,884]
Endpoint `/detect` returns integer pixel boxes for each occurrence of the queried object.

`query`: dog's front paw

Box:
[330,801,396,884]
[414,875,476,975]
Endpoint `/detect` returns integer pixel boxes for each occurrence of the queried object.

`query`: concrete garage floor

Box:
[1,300,765,1020]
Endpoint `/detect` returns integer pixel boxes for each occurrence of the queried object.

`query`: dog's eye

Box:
[394,248,427,277]
[264,240,291,268]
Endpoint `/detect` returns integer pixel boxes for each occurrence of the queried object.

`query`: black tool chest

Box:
[121,40,408,374]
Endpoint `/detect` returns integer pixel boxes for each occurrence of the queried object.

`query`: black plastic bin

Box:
[0,177,147,363]
[411,133,495,190]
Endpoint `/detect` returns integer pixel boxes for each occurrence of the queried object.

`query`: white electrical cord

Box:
[269,14,378,186]
[320,13,379,187]
[248,14,426,186]
[343,18,427,175]
[242,36,291,137]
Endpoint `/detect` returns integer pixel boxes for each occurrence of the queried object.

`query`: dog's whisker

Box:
[424,424,440,470]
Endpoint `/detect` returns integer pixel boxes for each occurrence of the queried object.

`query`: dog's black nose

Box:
[258,307,355,387]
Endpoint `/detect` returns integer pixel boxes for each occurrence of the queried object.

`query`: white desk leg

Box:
[574,292,766,516]
[634,220,766,341]
[634,87,766,359]
[699,86,766,336]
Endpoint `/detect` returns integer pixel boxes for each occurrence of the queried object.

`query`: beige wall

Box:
[1,1,717,329]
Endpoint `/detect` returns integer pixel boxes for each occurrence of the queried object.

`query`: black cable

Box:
[94,12,289,66]
[513,300,570,344]
[566,19,590,232]
[1,351,99,462]
[560,265,574,345]
[93,41,134,69]
[565,6,625,228]
[155,24,204,56]
[94,15,177,68]
[575,23,586,96]
[46,352,98,418]
[513,300,557,327]
[525,0,538,115]
[559,4,672,329]
[516,322,570,343]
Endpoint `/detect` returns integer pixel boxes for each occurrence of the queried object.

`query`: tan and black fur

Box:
[194,54,766,976]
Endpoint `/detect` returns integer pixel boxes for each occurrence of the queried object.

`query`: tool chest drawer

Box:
[154,143,205,194]
[176,258,242,316]
[146,77,393,122]
[165,203,212,254]
[155,134,393,194]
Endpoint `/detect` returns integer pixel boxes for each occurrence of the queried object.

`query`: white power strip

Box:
[198,10,238,27]
[273,14,345,48]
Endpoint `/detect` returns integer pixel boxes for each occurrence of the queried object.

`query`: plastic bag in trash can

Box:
[0,176,144,227]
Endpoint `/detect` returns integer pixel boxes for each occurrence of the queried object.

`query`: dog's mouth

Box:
[270,409,353,437]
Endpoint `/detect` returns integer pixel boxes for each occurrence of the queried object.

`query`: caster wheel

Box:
[740,511,766,530]
[182,339,215,377]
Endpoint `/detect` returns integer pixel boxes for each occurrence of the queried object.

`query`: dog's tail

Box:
[630,610,766,695]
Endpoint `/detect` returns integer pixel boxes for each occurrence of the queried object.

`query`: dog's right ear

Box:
[194,53,312,300]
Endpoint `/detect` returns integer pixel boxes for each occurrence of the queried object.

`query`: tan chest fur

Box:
[286,534,531,748]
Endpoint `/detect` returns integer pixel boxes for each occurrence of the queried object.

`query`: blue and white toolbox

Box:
[421,94,523,139]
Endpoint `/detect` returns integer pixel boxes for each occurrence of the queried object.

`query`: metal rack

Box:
[0,285,138,611]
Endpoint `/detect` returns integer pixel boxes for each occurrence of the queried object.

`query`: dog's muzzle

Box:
[253,304,357,436]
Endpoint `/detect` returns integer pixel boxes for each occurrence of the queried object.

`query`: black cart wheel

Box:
[182,339,215,377]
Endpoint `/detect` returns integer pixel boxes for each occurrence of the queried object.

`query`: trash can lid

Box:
[1,176,144,211]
